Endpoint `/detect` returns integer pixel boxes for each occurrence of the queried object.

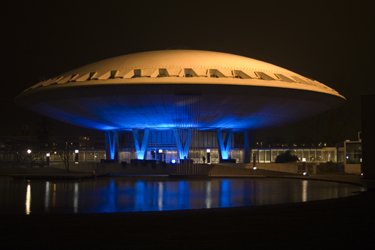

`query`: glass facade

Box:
[344,141,362,164]
[0,134,357,165]
[251,147,342,163]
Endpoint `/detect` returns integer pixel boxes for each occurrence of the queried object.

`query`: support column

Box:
[132,129,150,160]
[243,130,250,163]
[173,128,192,160]
[216,129,233,160]
[105,130,119,161]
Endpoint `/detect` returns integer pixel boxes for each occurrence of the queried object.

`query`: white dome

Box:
[25,50,344,99]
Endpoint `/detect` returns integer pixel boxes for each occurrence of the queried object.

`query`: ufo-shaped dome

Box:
[17,50,345,130]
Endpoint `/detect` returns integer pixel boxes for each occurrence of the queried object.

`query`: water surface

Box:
[0,177,363,214]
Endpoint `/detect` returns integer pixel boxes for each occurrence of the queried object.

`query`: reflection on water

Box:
[0,177,364,214]
[44,181,50,211]
[158,182,163,211]
[206,181,212,208]
[25,182,31,215]
[302,180,308,202]
[73,182,79,213]
[220,179,230,207]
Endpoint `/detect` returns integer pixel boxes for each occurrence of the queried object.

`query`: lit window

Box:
[57,75,75,84]
[233,70,251,79]
[255,72,274,80]
[76,72,98,82]
[40,76,64,87]
[291,76,311,84]
[110,70,120,79]
[68,74,80,82]
[96,71,112,80]
[158,68,169,77]
[132,69,142,78]
[274,73,294,82]
[184,68,197,77]
[88,72,98,80]
[209,69,225,78]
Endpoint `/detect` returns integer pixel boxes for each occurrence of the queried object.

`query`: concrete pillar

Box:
[132,129,150,160]
[217,129,233,160]
[105,130,119,161]
[173,128,192,160]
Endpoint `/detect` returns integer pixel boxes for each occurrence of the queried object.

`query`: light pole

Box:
[302,158,307,176]
[206,148,211,164]
[46,152,50,166]
[74,149,79,164]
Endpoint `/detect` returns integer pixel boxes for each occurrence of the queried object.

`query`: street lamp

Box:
[46,152,50,166]
[302,158,307,176]
[206,148,211,164]
[74,149,79,164]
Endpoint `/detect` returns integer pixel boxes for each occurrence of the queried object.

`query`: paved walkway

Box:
[1,166,374,188]
[0,167,97,179]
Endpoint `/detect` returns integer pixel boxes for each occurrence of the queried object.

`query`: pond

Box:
[0,177,364,214]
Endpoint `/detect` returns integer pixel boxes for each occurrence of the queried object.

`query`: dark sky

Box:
[2,0,374,143]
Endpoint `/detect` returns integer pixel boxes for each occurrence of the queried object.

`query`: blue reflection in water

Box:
[135,181,145,210]
[178,181,190,209]
[242,181,254,206]
[0,177,364,214]
[158,182,163,211]
[97,179,117,213]
[220,179,231,207]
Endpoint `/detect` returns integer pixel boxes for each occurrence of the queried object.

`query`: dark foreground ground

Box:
[1,187,375,250]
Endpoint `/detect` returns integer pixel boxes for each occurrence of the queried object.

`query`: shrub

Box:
[275,150,299,163]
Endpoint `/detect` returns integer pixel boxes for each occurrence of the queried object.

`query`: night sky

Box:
[2,0,374,144]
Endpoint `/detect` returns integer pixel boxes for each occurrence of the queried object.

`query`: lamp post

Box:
[206,148,211,164]
[302,158,307,176]
[74,149,79,164]
[46,152,50,166]
[158,149,164,162]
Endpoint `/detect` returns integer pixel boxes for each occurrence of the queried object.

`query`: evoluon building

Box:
[16,50,345,164]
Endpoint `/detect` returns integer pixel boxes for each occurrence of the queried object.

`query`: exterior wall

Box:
[0,133,360,167]
[344,164,362,175]
[51,161,99,172]
[344,141,362,164]
[119,130,245,163]
[256,163,298,174]
[0,146,347,165]
[119,148,244,164]
[47,150,105,162]
[343,140,362,175]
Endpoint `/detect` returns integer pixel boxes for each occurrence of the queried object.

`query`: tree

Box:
[59,141,71,172]
[275,150,299,163]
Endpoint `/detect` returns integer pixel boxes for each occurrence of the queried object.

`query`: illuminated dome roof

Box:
[17,50,345,130]
[23,50,342,98]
